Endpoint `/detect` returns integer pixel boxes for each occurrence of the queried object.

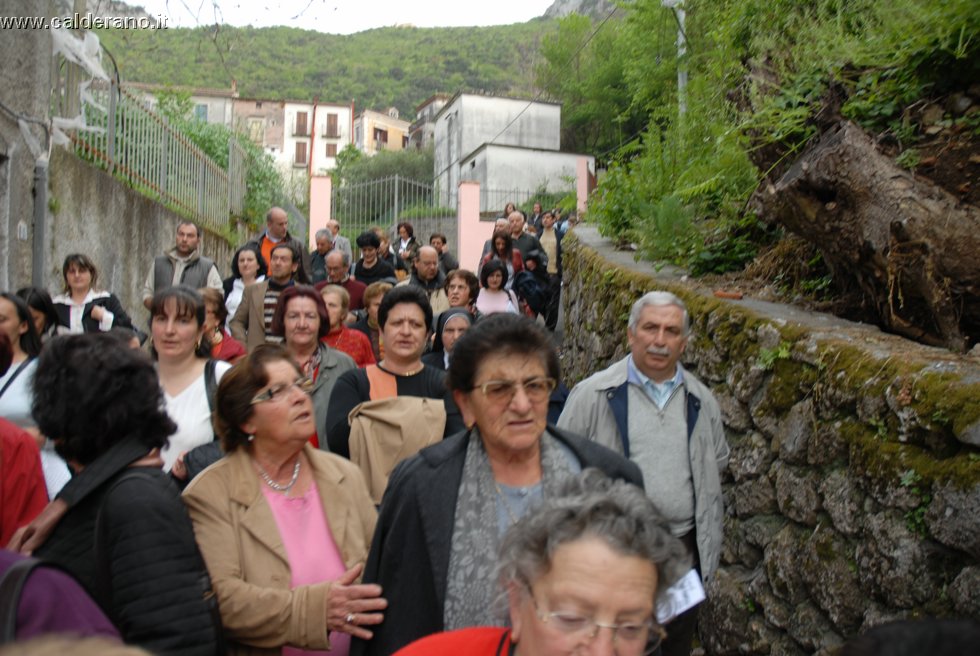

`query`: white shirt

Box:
[160,360,231,472]
[51,290,115,334]
[225,275,265,330]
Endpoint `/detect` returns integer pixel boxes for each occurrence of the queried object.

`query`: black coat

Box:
[52,292,136,335]
[35,461,220,655]
[350,426,644,656]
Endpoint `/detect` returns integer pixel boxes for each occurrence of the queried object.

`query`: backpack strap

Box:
[204,359,218,413]
[0,358,34,400]
[365,364,398,401]
[0,557,45,643]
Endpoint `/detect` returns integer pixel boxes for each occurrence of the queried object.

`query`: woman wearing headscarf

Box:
[421,308,473,372]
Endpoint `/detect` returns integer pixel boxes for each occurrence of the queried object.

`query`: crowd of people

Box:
[0,203,733,656]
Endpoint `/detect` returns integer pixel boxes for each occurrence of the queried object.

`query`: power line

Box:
[486,5,621,147]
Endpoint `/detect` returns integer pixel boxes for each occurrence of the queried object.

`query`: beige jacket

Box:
[229,279,272,352]
[182,444,377,655]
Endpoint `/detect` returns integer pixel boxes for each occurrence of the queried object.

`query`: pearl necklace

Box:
[256,460,301,494]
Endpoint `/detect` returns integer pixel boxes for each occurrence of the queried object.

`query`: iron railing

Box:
[70,80,243,232]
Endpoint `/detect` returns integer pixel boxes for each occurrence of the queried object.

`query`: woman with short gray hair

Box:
[393,469,688,655]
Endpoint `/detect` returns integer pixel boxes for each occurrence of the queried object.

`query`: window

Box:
[194,104,208,122]
[295,111,308,136]
[294,141,307,166]
[402,135,409,148]
[325,113,339,137]
[374,127,388,146]
[326,143,338,158]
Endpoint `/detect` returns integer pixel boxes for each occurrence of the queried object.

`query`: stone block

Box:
[786,602,844,654]
[807,420,849,466]
[733,477,779,517]
[814,371,857,419]
[924,481,980,559]
[717,389,754,433]
[757,323,782,351]
[799,527,865,633]
[747,575,793,630]
[819,469,864,537]
[732,363,767,405]
[773,399,815,465]
[729,432,773,482]
[955,417,980,447]
[698,567,758,656]
[773,463,822,526]
[723,515,764,568]
[856,511,942,608]
[765,524,809,604]
[949,566,980,618]
[742,515,788,549]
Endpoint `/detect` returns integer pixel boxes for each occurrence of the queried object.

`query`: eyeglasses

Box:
[250,377,314,405]
[472,377,556,405]
[527,589,666,655]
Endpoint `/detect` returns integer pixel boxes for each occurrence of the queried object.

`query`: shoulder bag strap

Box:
[0,557,45,643]
[204,359,218,414]
[0,358,34,400]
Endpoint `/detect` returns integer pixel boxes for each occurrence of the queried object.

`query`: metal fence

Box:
[332,174,456,248]
[70,81,243,233]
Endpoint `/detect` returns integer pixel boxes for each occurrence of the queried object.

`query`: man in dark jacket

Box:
[141,221,222,309]
[251,207,311,283]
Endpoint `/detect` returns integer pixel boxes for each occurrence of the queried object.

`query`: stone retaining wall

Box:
[560,226,980,655]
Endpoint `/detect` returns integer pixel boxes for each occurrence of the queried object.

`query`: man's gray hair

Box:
[628,291,691,336]
[497,469,689,601]
[315,228,333,242]
[327,248,350,268]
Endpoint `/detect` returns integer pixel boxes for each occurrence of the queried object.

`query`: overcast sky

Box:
[133,0,557,34]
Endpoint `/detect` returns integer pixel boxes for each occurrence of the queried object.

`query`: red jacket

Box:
[0,419,48,545]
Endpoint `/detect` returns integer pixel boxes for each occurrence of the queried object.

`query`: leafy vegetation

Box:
[97,21,555,117]
[537,0,978,274]
[154,89,287,230]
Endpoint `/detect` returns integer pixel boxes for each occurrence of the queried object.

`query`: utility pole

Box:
[661,0,687,118]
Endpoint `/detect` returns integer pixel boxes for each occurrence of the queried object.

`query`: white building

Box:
[432,93,593,207]
[280,100,354,176]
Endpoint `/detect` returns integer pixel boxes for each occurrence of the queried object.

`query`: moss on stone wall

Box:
[561,228,980,653]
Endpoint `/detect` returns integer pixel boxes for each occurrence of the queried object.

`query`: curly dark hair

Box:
[377,285,432,331]
[230,243,268,280]
[269,285,330,340]
[148,286,211,359]
[32,333,176,466]
[213,345,301,452]
[446,312,559,393]
[396,221,414,238]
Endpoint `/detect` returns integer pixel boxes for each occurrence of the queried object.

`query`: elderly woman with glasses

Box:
[393,469,688,656]
[351,314,643,656]
[183,345,385,655]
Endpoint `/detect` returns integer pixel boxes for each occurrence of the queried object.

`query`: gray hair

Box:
[628,291,690,336]
[326,248,350,268]
[315,228,333,242]
[498,469,689,601]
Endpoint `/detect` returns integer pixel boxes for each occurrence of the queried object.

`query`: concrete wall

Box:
[461,144,594,194]
[433,94,562,197]
[43,148,234,323]
[561,225,980,655]
[0,1,54,292]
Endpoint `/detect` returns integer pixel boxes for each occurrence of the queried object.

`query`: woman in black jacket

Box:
[10,333,221,655]
[51,254,137,337]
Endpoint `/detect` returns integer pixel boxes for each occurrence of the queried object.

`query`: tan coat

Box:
[182,444,377,655]
[229,280,271,352]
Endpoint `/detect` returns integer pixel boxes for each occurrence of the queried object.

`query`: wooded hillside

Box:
[96,20,554,116]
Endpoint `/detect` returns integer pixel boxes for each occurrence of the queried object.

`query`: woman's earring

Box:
[247,434,255,442]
